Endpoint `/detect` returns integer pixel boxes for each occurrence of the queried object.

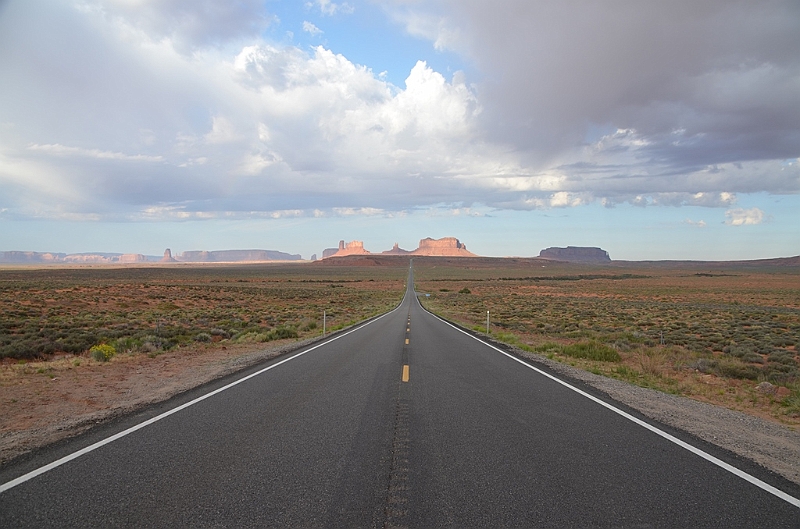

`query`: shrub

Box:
[533,342,562,353]
[741,352,765,364]
[140,335,169,352]
[715,360,760,380]
[265,327,298,341]
[194,332,212,342]
[561,341,621,362]
[114,336,141,354]
[234,331,265,343]
[89,343,116,362]
[458,288,471,294]
[690,357,717,374]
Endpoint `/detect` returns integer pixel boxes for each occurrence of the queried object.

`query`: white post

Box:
[323,310,326,336]
[486,310,490,334]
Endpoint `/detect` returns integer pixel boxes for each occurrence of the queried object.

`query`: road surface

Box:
[1,265,799,527]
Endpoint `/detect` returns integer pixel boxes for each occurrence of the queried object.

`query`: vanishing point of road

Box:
[1,265,799,527]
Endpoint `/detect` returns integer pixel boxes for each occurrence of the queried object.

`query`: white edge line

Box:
[424,305,800,509]
[0,305,401,494]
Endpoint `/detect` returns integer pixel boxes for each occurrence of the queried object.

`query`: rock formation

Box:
[381,243,411,255]
[175,249,302,262]
[161,249,177,262]
[118,254,147,263]
[539,246,611,262]
[324,240,370,258]
[322,237,478,258]
[322,248,340,259]
[0,251,65,263]
[62,254,114,263]
[411,237,477,257]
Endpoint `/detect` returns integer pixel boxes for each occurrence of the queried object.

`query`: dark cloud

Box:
[409,0,800,174]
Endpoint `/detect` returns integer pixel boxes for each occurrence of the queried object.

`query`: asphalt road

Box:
[1,265,799,527]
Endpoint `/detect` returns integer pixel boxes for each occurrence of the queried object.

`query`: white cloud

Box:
[724,207,765,226]
[391,10,462,52]
[307,0,354,17]
[332,207,385,217]
[268,209,304,219]
[302,21,322,35]
[204,116,241,144]
[685,219,707,228]
[549,192,587,208]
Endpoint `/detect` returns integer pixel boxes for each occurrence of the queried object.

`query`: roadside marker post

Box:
[323,310,326,336]
[486,310,490,334]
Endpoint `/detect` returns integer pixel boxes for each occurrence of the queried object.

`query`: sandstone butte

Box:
[322,237,477,259]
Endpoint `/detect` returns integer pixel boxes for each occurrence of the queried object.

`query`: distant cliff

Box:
[0,251,66,263]
[539,246,611,262]
[323,237,477,258]
[0,251,154,263]
[0,248,302,264]
[176,249,302,262]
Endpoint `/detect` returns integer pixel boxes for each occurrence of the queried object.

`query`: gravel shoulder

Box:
[0,337,324,466]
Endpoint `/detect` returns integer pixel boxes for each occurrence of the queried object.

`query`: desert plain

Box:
[1,256,799,483]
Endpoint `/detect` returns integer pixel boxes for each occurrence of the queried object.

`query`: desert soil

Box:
[2,330,799,488]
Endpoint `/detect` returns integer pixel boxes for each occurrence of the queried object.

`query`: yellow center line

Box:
[405,338,409,345]
[402,364,409,382]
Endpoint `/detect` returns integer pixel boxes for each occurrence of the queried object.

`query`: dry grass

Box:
[415,258,800,426]
[0,263,406,362]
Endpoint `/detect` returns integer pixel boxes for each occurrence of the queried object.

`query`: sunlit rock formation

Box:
[411,237,477,257]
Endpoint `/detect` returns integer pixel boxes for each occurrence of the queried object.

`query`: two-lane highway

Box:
[1,264,799,527]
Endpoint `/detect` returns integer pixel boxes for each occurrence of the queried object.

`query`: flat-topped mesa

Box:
[412,237,477,257]
[0,251,65,263]
[176,249,302,262]
[539,246,611,262]
[62,254,114,263]
[118,254,147,263]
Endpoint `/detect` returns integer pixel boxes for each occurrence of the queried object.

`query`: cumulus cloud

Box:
[386,0,800,191]
[0,0,798,223]
[724,207,766,226]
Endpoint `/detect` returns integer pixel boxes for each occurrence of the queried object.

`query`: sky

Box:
[1,0,798,260]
